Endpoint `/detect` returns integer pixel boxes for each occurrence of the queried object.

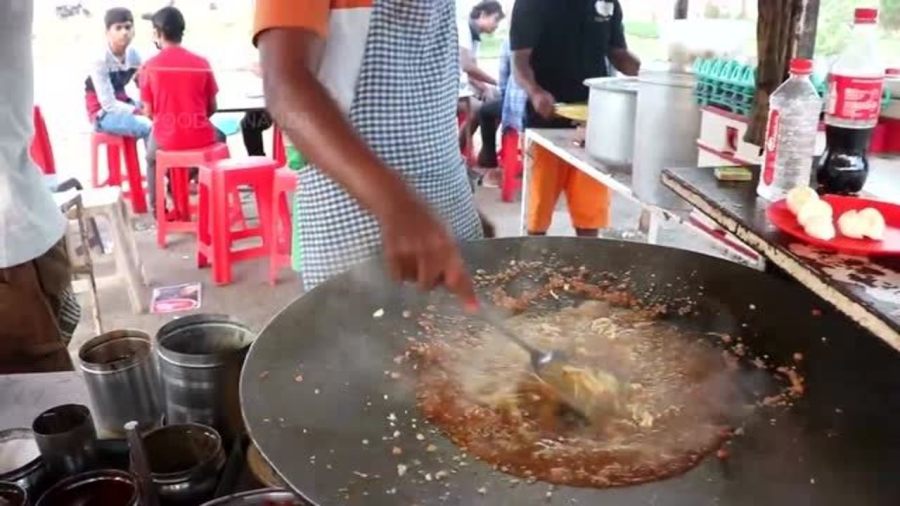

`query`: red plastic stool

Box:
[197,157,278,285]
[30,107,56,175]
[91,132,148,214]
[457,109,476,167]
[499,129,523,203]
[155,143,230,248]
[272,125,287,168]
[270,168,298,284]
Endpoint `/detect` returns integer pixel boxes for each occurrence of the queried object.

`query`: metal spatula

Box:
[474,308,623,421]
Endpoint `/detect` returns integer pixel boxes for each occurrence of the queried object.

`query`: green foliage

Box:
[815,0,899,56]
[478,30,507,60]
[882,0,900,30]
[815,0,859,57]
[623,20,660,39]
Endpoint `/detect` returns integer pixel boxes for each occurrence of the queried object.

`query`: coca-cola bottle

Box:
[817,8,885,194]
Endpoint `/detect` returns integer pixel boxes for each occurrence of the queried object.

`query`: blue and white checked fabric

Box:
[294,0,483,289]
[499,39,528,133]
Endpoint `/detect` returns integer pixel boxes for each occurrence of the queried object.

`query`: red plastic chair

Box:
[155,143,230,248]
[197,157,278,285]
[270,167,298,284]
[30,106,56,175]
[457,109,476,167]
[499,128,523,203]
[272,125,287,168]
[91,132,148,214]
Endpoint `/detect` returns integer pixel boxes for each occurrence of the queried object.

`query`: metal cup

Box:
[0,481,29,506]
[31,404,98,478]
[155,315,254,445]
[78,330,164,438]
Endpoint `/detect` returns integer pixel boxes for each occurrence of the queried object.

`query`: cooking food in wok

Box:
[241,238,900,506]
[410,261,801,488]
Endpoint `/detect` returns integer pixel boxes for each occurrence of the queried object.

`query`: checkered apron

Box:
[295,0,482,289]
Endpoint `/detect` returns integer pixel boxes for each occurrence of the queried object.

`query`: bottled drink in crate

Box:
[757,58,822,201]
[817,8,885,194]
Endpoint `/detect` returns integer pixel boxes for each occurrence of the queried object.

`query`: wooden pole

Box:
[674,0,689,19]
[794,0,821,58]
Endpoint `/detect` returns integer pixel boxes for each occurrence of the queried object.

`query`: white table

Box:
[216,69,265,113]
[521,128,686,243]
[0,372,90,429]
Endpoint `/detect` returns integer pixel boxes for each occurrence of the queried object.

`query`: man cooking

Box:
[511,0,640,237]
[253,0,481,302]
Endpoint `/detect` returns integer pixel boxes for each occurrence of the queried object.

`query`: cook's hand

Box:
[379,195,476,306]
[530,89,556,119]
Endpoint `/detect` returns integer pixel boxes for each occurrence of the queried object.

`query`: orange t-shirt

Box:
[253,0,375,113]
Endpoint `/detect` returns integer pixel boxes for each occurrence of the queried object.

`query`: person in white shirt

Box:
[0,0,78,373]
[457,1,504,167]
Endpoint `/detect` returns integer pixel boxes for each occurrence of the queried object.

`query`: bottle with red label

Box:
[817,7,885,194]
[756,58,822,201]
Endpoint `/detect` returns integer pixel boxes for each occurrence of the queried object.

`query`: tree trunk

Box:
[794,0,821,59]
[744,0,804,145]
[674,0,689,19]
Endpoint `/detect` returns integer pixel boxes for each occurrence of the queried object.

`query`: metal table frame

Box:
[520,129,685,242]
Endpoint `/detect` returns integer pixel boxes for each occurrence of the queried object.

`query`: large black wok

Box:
[241,238,900,505]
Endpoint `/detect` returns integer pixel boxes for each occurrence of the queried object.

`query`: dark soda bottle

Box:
[816,8,884,195]
[816,126,871,194]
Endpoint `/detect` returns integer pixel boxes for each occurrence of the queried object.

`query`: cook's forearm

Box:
[512,50,541,97]
[261,34,416,219]
[609,48,641,77]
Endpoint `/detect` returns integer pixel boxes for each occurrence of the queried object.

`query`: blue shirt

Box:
[499,39,528,132]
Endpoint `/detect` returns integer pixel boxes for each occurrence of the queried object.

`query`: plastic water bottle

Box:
[816,8,884,194]
[757,58,823,201]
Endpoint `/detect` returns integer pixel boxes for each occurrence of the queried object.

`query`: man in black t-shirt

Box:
[510,0,640,237]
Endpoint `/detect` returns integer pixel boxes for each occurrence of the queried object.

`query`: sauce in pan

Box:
[411,265,800,488]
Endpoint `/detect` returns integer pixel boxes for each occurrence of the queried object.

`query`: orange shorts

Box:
[526,144,611,233]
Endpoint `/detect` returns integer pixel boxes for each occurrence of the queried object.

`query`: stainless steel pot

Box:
[34,469,137,506]
[78,330,164,438]
[155,315,255,445]
[31,404,98,479]
[199,489,306,505]
[584,77,639,165]
[0,429,46,501]
[632,71,701,210]
[142,423,226,506]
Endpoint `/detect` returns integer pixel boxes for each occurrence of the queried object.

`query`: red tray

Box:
[767,194,900,256]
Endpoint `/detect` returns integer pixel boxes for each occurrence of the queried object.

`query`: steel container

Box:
[34,469,137,506]
[200,489,306,505]
[31,404,98,479]
[584,77,639,165]
[0,481,28,506]
[0,429,46,501]
[632,71,702,210]
[142,423,226,506]
[155,315,255,444]
[78,330,164,438]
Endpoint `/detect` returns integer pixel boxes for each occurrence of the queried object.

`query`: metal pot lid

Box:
[0,429,40,476]
[583,76,640,93]
[637,70,696,88]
